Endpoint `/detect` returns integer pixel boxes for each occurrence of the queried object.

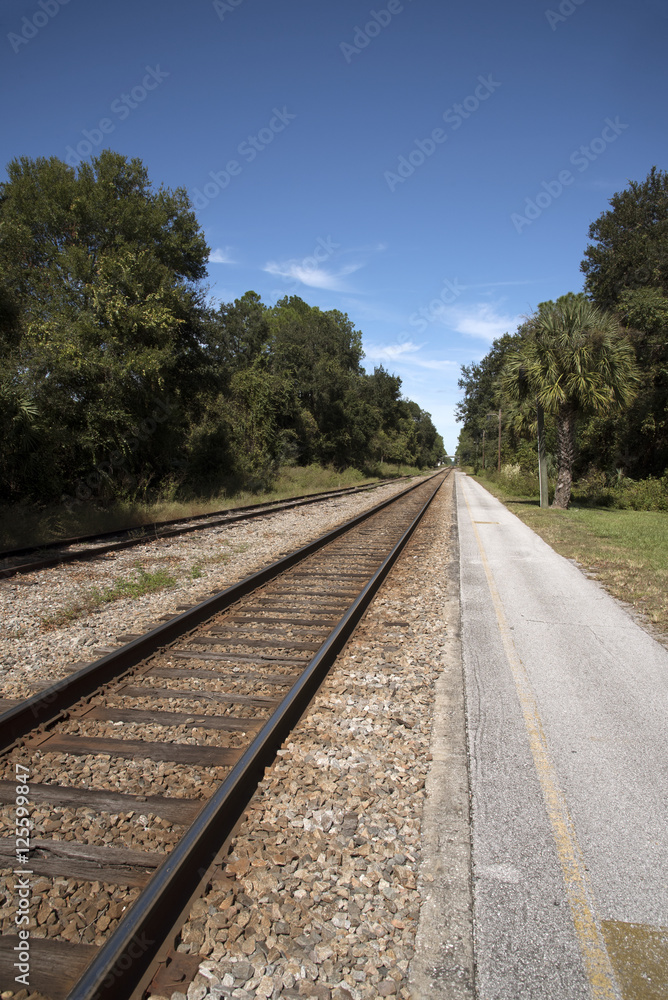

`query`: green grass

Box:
[0,462,424,551]
[40,563,177,630]
[90,565,176,604]
[472,472,668,641]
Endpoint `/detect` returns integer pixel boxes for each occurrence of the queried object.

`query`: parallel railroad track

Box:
[0,478,407,581]
[0,469,449,1000]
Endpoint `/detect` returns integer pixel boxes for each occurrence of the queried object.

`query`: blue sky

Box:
[3,0,667,453]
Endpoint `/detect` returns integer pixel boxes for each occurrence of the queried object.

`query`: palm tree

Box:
[501,295,639,508]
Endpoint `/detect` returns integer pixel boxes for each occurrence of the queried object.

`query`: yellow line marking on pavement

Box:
[461,478,621,1000]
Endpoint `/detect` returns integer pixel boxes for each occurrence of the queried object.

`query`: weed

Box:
[39,563,177,631]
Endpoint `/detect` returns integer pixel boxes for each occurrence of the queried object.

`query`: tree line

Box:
[0,151,444,509]
[456,167,668,508]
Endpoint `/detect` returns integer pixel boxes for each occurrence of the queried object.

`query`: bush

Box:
[571,470,615,507]
[614,474,668,511]
[572,470,668,511]
[483,463,540,497]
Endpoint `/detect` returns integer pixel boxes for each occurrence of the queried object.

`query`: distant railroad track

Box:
[0,478,408,581]
[0,468,449,1000]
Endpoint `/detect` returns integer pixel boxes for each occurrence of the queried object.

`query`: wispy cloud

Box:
[364,339,457,371]
[434,302,522,341]
[264,240,386,293]
[264,259,363,291]
[364,339,424,360]
[209,246,236,264]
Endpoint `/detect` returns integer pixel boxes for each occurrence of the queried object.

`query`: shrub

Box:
[614,474,668,512]
[572,470,668,511]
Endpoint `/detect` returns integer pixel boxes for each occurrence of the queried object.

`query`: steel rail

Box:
[1,478,400,561]
[0,478,407,581]
[65,470,448,1000]
[0,471,444,751]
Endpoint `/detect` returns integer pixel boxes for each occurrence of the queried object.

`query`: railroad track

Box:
[0,469,448,1000]
[0,479,406,581]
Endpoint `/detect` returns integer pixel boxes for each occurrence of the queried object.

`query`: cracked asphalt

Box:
[456,471,668,1000]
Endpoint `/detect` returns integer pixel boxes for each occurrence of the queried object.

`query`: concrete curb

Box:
[410,477,475,999]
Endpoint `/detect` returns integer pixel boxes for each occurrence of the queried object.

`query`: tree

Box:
[267,296,369,467]
[0,151,210,503]
[456,333,524,468]
[581,166,668,310]
[581,170,668,478]
[501,295,639,508]
[210,290,270,371]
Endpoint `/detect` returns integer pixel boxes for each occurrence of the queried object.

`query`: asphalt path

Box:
[456,471,668,1000]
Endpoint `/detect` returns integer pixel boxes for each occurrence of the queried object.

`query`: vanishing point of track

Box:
[0,469,449,1000]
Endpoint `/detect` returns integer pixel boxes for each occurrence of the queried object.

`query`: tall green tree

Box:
[267,296,371,467]
[210,290,270,371]
[581,166,668,310]
[0,151,209,502]
[581,168,668,477]
[501,295,639,508]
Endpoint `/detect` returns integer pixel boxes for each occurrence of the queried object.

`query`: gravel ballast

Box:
[151,473,471,1000]
[0,474,474,1000]
[0,481,417,702]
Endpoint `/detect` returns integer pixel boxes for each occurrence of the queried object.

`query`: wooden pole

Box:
[497,407,502,473]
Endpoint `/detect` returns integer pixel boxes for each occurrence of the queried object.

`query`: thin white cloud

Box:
[411,357,459,371]
[364,339,424,360]
[364,340,457,371]
[263,259,363,291]
[209,247,236,264]
[434,302,522,342]
[263,240,386,292]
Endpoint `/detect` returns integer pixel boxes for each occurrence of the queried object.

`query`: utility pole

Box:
[497,406,502,473]
[482,429,486,470]
[537,403,548,507]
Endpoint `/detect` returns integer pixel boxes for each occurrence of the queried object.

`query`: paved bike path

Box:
[456,471,668,1000]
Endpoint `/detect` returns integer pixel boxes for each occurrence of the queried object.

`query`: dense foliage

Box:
[501,296,638,507]
[0,152,444,508]
[457,167,668,508]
